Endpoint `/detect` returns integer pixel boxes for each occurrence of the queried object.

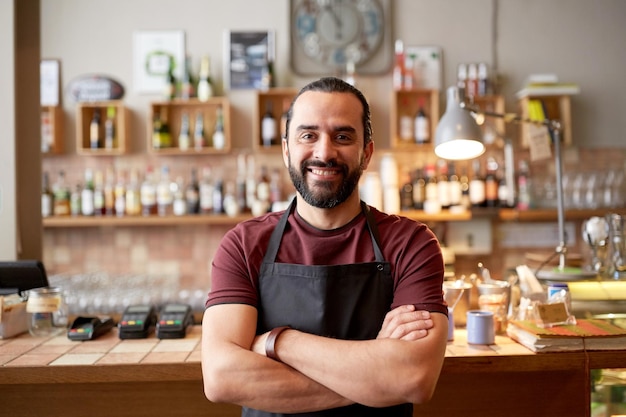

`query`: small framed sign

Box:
[40,59,61,106]
[133,30,186,94]
[225,30,274,90]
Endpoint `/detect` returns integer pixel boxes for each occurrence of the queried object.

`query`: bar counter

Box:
[1,326,623,417]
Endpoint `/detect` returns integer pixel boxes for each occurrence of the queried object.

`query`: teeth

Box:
[311,169,334,176]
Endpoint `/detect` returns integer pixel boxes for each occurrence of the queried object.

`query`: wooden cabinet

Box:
[41,105,63,155]
[148,98,230,155]
[254,88,297,151]
[467,94,506,143]
[517,94,573,148]
[390,89,439,150]
[76,100,127,155]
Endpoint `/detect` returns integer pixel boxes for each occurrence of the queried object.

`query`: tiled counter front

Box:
[3,327,621,417]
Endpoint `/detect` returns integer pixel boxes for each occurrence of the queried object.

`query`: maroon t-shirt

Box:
[207,205,446,315]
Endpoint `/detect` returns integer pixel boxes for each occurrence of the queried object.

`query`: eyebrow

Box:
[295,124,357,134]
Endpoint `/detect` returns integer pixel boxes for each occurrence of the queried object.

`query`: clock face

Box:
[291,0,388,74]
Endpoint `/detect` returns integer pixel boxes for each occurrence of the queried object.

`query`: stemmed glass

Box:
[443,280,472,342]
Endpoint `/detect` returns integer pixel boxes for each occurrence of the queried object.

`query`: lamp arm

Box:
[464,104,568,270]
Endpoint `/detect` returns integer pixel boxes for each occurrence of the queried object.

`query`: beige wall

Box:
[40,0,626,151]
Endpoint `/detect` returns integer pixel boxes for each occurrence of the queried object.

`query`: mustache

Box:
[302,159,347,175]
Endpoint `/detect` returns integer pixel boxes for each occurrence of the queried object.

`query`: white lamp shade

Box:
[434,86,485,160]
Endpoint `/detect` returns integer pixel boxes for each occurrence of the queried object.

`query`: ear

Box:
[361,140,374,170]
[282,138,290,168]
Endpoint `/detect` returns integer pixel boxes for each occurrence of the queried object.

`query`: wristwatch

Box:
[290,0,392,75]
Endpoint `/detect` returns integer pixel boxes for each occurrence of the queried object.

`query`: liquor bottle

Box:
[185,167,200,215]
[245,155,257,211]
[104,106,116,150]
[197,55,214,102]
[256,166,271,207]
[212,105,225,150]
[392,39,405,91]
[125,169,141,216]
[400,171,414,211]
[80,168,95,216]
[466,63,478,99]
[178,111,191,151]
[269,168,283,207]
[484,157,499,207]
[93,170,106,216]
[498,164,512,208]
[423,163,441,214]
[180,55,195,100]
[457,63,468,92]
[41,171,54,218]
[152,107,171,149]
[478,62,490,96]
[280,98,290,141]
[103,167,115,216]
[213,177,224,215]
[194,112,205,150]
[223,181,239,217]
[172,176,187,216]
[260,52,275,91]
[469,159,486,208]
[164,59,176,100]
[459,165,471,210]
[52,170,71,216]
[90,109,101,149]
[140,166,158,216]
[516,160,531,211]
[156,165,174,216]
[436,159,450,210]
[199,166,214,214]
[399,97,413,143]
[412,168,426,210]
[114,170,126,217]
[261,101,277,147]
[414,100,430,144]
[70,183,82,217]
[235,154,247,213]
[448,162,463,210]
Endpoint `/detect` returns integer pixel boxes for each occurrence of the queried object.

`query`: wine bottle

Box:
[414,100,430,144]
[104,106,116,150]
[90,109,101,149]
[185,167,200,215]
[178,111,190,151]
[261,101,277,147]
[52,170,71,216]
[41,171,54,218]
[140,166,158,216]
[197,55,214,102]
[164,58,177,100]
[80,168,95,216]
[152,107,171,149]
[212,105,225,150]
[181,55,195,100]
[194,112,205,150]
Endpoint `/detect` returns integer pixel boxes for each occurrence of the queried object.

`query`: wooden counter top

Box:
[1,326,623,417]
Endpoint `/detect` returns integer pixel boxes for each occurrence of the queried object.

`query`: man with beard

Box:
[202,77,448,417]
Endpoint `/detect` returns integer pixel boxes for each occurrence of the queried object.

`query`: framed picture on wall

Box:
[224,30,274,90]
[132,30,186,94]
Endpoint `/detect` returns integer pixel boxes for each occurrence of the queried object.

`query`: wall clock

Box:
[290,0,393,76]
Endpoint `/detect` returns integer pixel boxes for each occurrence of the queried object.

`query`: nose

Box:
[312,134,338,161]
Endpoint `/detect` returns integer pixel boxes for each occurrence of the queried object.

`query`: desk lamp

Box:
[435,85,585,278]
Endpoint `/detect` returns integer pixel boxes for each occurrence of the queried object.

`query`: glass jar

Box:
[26,286,68,337]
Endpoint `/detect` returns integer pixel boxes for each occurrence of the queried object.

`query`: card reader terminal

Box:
[156,303,194,339]
[118,305,157,339]
[68,316,115,341]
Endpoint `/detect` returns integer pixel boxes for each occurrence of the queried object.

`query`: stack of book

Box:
[515,73,580,99]
[507,319,626,353]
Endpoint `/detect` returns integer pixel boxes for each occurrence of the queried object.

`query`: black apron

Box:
[244,200,412,417]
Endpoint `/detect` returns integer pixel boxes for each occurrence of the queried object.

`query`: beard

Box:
[288,156,364,209]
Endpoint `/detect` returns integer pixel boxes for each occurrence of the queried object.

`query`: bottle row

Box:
[41,155,286,220]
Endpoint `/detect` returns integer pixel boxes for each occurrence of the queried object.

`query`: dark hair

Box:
[284,77,373,147]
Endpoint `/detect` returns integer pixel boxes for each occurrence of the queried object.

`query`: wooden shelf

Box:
[76,100,127,155]
[43,214,253,228]
[467,94,506,141]
[389,89,439,150]
[498,208,625,222]
[148,98,231,154]
[254,88,297,151]
[41,105,64,155]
